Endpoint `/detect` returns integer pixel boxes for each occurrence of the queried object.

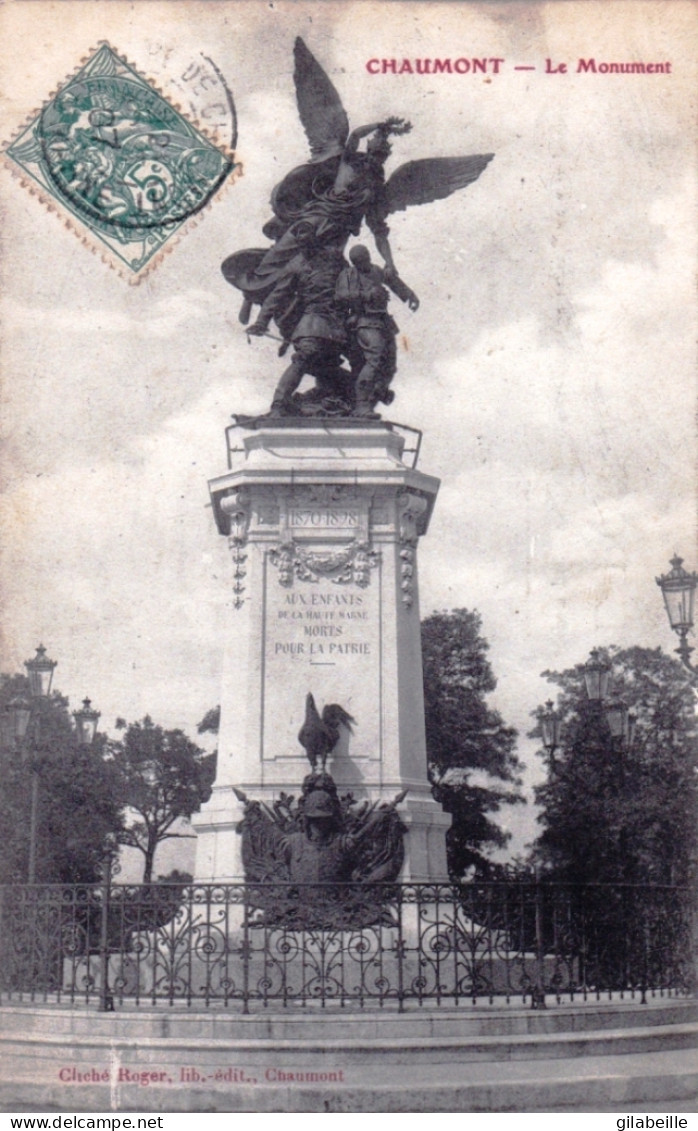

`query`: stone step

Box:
[2,1003,697,1070]
[2,996,695,1040]
[1,1045,696,1112]
[4,1017,698,1064]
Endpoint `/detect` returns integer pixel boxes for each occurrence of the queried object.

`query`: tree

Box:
[110,717,216,882]
[197,706,220,736]
[421,609,524,878]
[0,673,124,884]
[531,646,698,886]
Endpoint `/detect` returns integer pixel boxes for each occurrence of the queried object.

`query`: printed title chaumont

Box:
[365,57,672,74]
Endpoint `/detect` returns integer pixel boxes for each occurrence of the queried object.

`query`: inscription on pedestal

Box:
[262,558,381,765]
[288,506,360,530]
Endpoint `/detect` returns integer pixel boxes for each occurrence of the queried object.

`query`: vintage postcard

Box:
[0,0,696,1114]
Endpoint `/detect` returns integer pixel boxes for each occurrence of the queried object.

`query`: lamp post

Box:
[605,694,636,749]
[25,644,58,699]
[541,653,636,881]
[656,556,698,678]
[584,653,640,884]
[540,677,635,767]
[582,650,635,749]
[5,647,100,882]
[6,646,57,883]
[98,834,119,1013]
[656,554,698,972]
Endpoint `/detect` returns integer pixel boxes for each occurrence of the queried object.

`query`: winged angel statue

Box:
[223,38,493,419]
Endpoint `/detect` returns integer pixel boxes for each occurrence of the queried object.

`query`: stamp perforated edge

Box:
[2,40,243,284]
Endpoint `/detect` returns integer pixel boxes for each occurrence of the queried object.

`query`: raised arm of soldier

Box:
[383,268,420,312]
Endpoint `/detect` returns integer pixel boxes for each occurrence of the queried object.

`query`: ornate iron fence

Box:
[0,880,694,1012]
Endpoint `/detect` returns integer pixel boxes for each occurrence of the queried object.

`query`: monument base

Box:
[196,420,446,883]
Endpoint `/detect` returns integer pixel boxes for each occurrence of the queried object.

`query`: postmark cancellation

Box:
[4,43,239,277]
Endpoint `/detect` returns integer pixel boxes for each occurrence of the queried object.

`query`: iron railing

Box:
[0,880,694,1013]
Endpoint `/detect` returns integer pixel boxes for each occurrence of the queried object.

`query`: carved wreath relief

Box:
[221,483,428,610]
[269,540,379,587]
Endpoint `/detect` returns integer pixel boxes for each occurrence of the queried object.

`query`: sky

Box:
[1,0,696,858]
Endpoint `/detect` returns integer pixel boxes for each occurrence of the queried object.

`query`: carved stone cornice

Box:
[289,484,363,508]
[398,489,429,542]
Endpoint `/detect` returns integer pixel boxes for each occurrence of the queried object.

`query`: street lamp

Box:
[584,649,611,702]
[604,694,636,748]
[5,647,99,882]
[656,555,698,674]
[7,695,32,742]
[540,700,561,756]
[25,644,57,698]
[6,646,58,883]
[540,661,634,766]
[73,698,101,746]
[581,655,636,881]
[580,650,635,749]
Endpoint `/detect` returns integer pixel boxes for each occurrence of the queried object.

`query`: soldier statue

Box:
[336,244,418,417]
[222,37,493,420]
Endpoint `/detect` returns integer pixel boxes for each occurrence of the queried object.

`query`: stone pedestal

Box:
[193,421,449,881]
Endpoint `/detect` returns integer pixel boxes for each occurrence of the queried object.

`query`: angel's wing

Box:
[294,37,349,161]
[384,154,494,215]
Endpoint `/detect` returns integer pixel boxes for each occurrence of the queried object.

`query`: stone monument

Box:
[192,37,494,885]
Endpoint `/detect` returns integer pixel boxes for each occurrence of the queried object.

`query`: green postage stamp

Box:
[4,43,237,276]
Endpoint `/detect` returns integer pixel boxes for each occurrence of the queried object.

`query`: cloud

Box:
[0,382,237,733]
[3,291,220,341]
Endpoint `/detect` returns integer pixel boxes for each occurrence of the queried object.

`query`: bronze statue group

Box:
[223,38,493,420]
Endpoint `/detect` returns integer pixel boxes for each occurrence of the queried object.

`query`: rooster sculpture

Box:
[298,692,355,774]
